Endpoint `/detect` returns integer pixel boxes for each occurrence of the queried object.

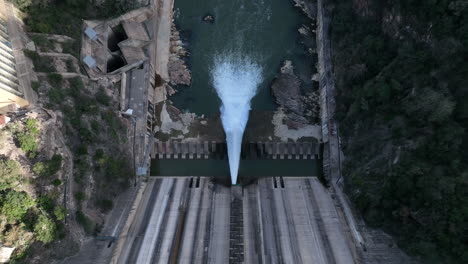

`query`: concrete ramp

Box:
[117,177,357,264]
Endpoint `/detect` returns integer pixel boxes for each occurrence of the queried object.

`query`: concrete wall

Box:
[316,0,339,182]
[316,0,366,259]
[0,88,29,113]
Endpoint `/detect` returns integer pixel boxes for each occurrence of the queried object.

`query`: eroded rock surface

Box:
[168,23,191,86]
[168,59,191,86]
[271,60,308,128]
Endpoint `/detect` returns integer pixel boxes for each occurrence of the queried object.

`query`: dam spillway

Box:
[116,177,356,264]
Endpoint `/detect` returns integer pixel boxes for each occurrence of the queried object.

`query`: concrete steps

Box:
[151,141,321,160]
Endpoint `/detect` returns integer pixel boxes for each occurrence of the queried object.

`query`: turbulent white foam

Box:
[212,55,262,184]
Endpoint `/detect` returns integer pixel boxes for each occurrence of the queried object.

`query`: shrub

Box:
[16,131,38,153]
[23,49,39,61]
[51,179,62,186]
[62,40,80,58]
[76,210,95,234]
[30,34,47,47]
[32,162,46,176]
[77,145,87,155]
[48,154,62,175]
[94,149,104,159]
[15,119,39,154]
[90,120,100,132]
[66,59,75,72]
[68,77,83,97]
[31,81,40,92]
[47,73,63,86]
[24,50,54,72]
[33,154,62,177]
[97,199,113,212]
[25,119,39,134]
[37,195,54,212]
[74,191,86,201]
[48,88,64,105]
[96,88,111,106]
[54,205,66,221]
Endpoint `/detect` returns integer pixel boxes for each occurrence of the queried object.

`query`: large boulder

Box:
[202,14,215,23]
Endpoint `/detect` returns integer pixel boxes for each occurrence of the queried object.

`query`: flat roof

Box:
[84,27,97,40]
[83,55,96,68]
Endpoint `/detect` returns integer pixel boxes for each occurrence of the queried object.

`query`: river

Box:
[170,0,315,115]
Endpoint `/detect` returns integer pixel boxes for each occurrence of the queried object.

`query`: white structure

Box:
[0,14,20,97]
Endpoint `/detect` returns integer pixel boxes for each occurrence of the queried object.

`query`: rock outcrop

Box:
[168,23,191,86]
[293,0,317,19]
[202,14,215,23]
[271,61,308,128]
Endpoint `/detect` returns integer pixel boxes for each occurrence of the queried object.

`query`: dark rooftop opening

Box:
[107,54,127,73]
[108,24,128,52]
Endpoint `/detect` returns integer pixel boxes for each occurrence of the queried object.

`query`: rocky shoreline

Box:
[168,23,191,86]
[269,1,321,131]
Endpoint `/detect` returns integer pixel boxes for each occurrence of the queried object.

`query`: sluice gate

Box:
[151,141,321,160]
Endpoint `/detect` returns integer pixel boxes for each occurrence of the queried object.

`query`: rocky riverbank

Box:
[168,23,191,86]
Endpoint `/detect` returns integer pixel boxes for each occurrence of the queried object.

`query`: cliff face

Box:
[331,1,468,263]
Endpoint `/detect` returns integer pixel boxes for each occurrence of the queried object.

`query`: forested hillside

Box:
[331,0,468,263]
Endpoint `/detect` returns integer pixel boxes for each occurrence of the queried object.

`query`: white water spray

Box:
[212,55,262,184]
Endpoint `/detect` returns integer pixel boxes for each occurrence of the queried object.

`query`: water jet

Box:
[212,55,262,184]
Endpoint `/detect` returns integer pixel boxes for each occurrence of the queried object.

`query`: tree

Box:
[33,154,62,177]
[15,118,39,154]
[0,159,21,191]
[0,191,35,221]
[34,214,56,243]
[16,131,38,153]
[32,162,46,176]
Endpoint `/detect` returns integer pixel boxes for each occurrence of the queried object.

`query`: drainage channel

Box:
[230,186,244,263]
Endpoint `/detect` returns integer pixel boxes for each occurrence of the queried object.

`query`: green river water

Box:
[170,0,314,115]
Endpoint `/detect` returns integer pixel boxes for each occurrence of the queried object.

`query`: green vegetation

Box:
[54,205,66,221]
[66,59,75,72]
[62,40,80,58]
[11,0,141,56]
[51,179,62,186]
[23,49,54,72]
[96,88,111,106]
[0,159,21,191]
[47,73,63,87]
[14,119,39,155]
[10,0,135,239]
[33,214,56,243]
[97,199,113,213]
[30,34,55,52]
[0,190,35,221]
[331,1,468,263]
[32,154,62,178]
[74,191,86,202]
[76,210,95,235]
[31,81,40,92]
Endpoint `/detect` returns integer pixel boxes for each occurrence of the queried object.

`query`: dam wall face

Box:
[316,0,339,183]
